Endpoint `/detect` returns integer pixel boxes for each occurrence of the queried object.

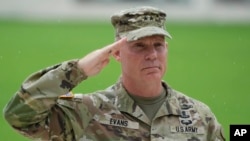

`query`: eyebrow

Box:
[134,42,145,46]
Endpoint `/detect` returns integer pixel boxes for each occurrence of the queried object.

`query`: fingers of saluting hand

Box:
[78,38,127,76]
[90,37,126,61]
[102,37,127,56]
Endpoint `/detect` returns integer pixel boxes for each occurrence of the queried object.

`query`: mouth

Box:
[141,66,161,71]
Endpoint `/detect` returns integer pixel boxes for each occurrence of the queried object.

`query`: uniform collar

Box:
[112,81,181,124]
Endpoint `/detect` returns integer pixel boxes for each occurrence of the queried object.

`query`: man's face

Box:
[117,35,168,82]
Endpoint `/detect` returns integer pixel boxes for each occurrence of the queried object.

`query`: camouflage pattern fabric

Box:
[111,6,172,41]
[4,60,225,141]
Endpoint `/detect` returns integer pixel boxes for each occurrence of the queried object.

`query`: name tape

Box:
[93,115,139,129]
[170,126,205,134]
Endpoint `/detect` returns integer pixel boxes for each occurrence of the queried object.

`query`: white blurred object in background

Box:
[0,0,249,23]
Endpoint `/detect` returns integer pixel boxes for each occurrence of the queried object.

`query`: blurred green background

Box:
[0,20,250,141]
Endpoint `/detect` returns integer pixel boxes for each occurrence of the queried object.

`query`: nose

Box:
[145,47,157,60]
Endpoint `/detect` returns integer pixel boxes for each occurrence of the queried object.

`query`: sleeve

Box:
[209,117,226,141]
[3,59,88,140]
[206,109,226,141]
[194,99,226,141]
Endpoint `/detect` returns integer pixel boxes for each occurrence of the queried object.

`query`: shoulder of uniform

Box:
[91,90,116,104]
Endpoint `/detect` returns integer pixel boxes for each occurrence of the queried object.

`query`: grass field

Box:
[0,20,250,141]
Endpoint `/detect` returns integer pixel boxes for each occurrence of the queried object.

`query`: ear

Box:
[165,41,168,47]
[165,41,169,50]
[112,49,121,62]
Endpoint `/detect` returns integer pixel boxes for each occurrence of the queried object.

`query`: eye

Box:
[154,42,165,50]
[134,43,145,48]
[132,43,146,51]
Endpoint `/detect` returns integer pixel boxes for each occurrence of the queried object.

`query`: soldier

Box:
[3,6,225,141]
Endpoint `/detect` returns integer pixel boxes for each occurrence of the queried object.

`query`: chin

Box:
[144,73,162,81]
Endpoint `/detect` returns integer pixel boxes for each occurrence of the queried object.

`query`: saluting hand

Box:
[77,38,126,76]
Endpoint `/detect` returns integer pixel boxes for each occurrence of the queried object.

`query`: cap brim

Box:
[119,26,172,41]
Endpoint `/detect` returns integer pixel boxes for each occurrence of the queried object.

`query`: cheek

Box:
[164,53,168,63]
[120,52,141,69]
[163,53,168,72]
[120,48,137,61]
[159,52,167,68]
[120,54,137,65]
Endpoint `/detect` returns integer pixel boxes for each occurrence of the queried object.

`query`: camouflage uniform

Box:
[4,60,225,141]
[4,6,225,141]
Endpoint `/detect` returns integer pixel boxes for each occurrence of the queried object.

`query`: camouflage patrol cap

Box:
[111,6,172,41]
